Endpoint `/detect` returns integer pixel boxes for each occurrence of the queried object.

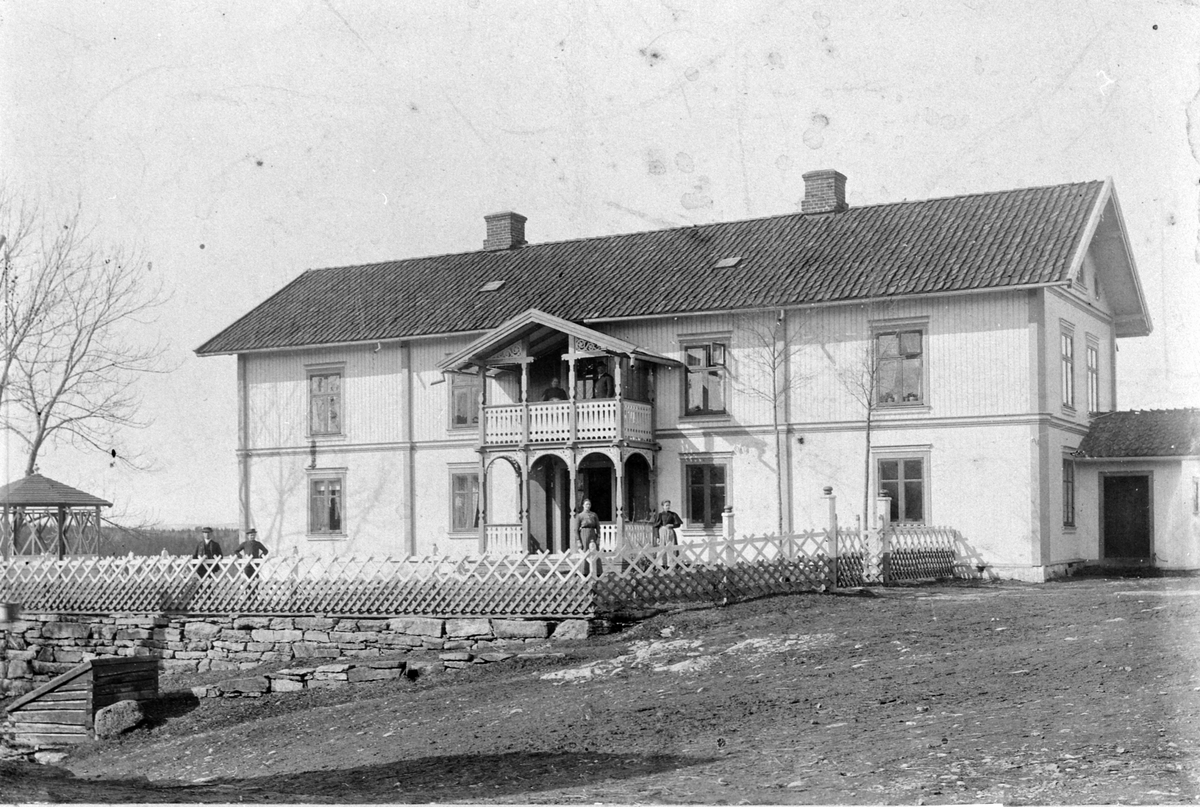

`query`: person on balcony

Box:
[593,368,615,398]
[573,499,601,550]
[236,528,269,579]
[541,377,568,401]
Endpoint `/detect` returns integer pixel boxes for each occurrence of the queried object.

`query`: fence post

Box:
[823,486,838,588]
[722,506,735,566]
[873,491,891,584]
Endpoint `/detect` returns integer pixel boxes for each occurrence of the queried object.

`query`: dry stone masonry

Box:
[0,612,604,697]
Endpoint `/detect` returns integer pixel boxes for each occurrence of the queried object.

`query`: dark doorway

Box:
[581,466,613,521]
[1102,474,1152,559]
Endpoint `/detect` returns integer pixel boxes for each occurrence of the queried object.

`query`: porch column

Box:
[56,506,66,560]
[615,358,625,442]
[568,458,578,551]
[615,456,626,551]
[567,359,578,444]
[520,363,530,446]
[477,373,489,554]
[521,452,531,553]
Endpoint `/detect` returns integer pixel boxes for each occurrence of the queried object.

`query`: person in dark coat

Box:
[235,528,269,579]
[650,500,683,545]
[573,499,601,550]
[541,378,568,401]
[192,527,223,578]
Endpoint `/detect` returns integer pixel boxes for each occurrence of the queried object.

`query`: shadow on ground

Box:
[4,751,711,803]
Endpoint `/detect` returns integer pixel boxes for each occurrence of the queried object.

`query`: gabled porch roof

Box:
[438,308,683,373]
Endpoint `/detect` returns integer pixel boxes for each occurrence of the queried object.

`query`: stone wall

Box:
[0,612,603,698]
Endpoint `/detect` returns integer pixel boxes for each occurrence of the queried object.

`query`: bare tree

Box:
[1,196,167,476]
[732,309,812,535]
[829,337,882,531]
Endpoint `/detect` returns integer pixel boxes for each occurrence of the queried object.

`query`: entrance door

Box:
[582,467,613,521]
[1102,474,1152,559]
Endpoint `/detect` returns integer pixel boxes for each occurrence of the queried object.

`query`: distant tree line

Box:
[97,525,240,557]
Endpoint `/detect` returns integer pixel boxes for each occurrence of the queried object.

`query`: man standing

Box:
[235,528,269,579]
[192,527,223,578]
[573,499,601,550]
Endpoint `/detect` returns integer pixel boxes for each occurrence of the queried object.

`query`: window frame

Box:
[1060,324,1076,411]
[874,448,931,525]
[307,469,347,539]
[680,454,731,530]
[449,469,481,534]
[307,364,346,438]
[680,336,730,418]
[1086,336,1100,414]
[448,371,482,431]
[1062,457,1076,529]
[871,320,928,408]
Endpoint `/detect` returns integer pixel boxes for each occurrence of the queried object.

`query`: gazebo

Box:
[0,474,112,559]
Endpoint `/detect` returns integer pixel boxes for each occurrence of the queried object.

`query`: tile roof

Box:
[197,180,1104,355]
[1076,410,1200,458]
[0,474,113,507]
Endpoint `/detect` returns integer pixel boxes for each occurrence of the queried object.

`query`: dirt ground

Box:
[3,574,1200,804]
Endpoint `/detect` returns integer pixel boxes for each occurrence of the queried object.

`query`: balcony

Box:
[483,400,654,446]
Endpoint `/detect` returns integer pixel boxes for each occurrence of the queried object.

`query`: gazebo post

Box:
[57,506,67,560]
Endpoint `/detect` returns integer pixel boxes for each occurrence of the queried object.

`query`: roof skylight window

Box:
[479,280,506,292]
[714,256,743,269]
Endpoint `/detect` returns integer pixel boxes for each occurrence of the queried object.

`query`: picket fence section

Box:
[1,525,959,617]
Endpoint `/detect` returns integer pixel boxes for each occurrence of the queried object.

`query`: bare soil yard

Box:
[3,574,1200,804]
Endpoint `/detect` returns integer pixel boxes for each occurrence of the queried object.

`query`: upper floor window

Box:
[309,370,343,436]
[450,372,481,430]
[1060,328,1075,409]
[309,474,344,535]
[685,461,727,528]
[875,329,924,405]
[878,457,926,523]
[1086,339,1100,413]
[684,341,727,415]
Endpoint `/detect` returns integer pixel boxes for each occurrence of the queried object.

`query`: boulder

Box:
[42,622,89,640]
[388,617,443,637]
[222,677,269,694]
[93,699,144,738]
[183,622,222,641]
[551,620,592,640]
[269,677,305,693]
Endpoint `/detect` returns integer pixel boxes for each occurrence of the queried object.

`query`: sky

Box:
[2,1,1198,527]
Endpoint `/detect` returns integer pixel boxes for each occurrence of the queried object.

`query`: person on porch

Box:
[651,500,682,544]
[593,365,614,398]
[573,499,601,550]
[541,377,568,401]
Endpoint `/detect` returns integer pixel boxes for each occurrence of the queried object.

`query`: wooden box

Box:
[3,657,159,748]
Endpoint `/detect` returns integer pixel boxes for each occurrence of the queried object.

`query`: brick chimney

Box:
[482,211,527,251]
[801,170,848,214]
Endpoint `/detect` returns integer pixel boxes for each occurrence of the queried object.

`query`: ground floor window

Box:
[877,456,926,524]
[309,474,345,535]
[450,472,480,532]
[1063,458,1076,528]
[684,462,727,528]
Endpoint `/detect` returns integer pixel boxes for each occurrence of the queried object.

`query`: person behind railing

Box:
[593,369,614,399]
[573,499,600,551]
[650,500,682,566]
[192,527,223,579]
[236,527,269,579]
[541,377,568,401]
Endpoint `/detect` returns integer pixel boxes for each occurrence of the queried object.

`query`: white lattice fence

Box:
[1,553,598,617]
[593,530,834,612]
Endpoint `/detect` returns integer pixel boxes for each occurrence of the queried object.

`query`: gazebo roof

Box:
[0,474,112,508]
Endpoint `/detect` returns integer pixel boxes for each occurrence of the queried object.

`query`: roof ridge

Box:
[302,179,1105,275]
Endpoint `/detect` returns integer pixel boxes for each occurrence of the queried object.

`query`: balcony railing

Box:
[483,400,653,445]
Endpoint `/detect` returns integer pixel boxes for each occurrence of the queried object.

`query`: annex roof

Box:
[1075,409,1200,459]
[438,308,684,373]
[0,474,113,508]
[196,178,1150,356]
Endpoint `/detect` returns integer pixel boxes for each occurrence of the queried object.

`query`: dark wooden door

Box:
[1103,475,1151,559]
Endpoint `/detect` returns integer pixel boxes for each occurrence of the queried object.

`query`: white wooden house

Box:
[197,170,1158,581]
